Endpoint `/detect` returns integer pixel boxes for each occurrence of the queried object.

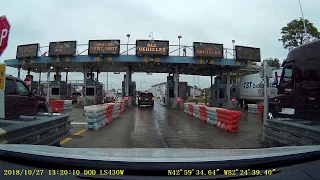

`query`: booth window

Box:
[219,88,225,98]
[16,81,29,96]
[86,88,95,96]
[52,88,60,95]
[5,79,16,95]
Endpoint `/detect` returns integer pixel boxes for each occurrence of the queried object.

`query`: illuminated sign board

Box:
[16,43,39,59]
[235,46,261,62]
[193,42,223,58]
[88,40,120,56]
[49,41,77,57]
[136,40,169,56]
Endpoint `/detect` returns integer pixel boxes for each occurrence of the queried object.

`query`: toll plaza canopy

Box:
[4,39,261,75]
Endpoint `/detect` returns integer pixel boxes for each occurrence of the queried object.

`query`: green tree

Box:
[261,58,281,69]
[279,18,320,50]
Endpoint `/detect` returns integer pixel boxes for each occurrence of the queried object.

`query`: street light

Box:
[149,32,154,42]
[126,34,130,55]
[178,35,182,56]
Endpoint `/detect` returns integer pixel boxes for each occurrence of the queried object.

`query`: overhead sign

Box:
[0,16,10,56]
[16,43,39,59]
[235,46,261,62]
[49,41,77,57]
[136,40,169,56]
[88,40,120,56]
[193,42,223,58]
[0,63,5,90]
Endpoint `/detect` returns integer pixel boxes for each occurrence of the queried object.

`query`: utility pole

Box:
[298,0,308,43]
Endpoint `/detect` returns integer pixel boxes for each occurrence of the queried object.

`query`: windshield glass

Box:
[282,67,293,82]
[2,0,320,169]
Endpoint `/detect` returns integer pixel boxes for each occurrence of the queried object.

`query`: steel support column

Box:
[83,65,87,105]
[226,68,231,100]
[17,67,21,79]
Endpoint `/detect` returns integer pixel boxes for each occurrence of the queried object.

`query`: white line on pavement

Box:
[71,122,87,125]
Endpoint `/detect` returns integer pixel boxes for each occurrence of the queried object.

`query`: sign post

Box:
[0,63,6,118]
[0,16,10,57]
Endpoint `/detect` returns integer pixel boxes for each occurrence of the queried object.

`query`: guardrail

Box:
[0,114,71,146]
[264,118,320,146]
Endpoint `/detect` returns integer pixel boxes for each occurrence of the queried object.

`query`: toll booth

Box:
[164,75,175,106]
[122,81,136,97]
[178,82,188,99]
[85,80,104,104]
[167,76,174,98]
[85,73,104,105]
[210,77,228,107]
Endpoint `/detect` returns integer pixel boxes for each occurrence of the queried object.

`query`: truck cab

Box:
[269,40,320,121]
[5,75,48,119]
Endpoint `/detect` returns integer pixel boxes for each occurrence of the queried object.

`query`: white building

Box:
[149,82,167,98]
[189,86,203,97]
[149,82,203,98]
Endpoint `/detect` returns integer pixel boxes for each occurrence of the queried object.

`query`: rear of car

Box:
[138,92,154,107]
[104,93,117,103]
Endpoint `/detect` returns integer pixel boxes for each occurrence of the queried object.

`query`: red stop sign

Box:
[124,96,130,101]
[24,77,31,88]
[0,16,10,56]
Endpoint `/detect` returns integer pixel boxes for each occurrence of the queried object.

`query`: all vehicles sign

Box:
[0,16,10,56]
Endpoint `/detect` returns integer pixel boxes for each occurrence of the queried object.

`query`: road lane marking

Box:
[73,129,87,136]
[60,128,87,145]
[60,138,72,145]
[71,122,87,125]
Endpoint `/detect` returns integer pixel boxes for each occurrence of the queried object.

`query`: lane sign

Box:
[0,16,10,56]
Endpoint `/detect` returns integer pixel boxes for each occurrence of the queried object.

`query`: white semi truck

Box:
[233,69,282,109]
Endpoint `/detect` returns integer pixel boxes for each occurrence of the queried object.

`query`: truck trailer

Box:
[234,69,282,109]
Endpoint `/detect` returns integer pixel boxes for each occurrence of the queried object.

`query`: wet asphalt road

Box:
[63,100,263,149]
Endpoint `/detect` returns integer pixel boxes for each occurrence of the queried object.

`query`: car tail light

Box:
[152,96,154,100]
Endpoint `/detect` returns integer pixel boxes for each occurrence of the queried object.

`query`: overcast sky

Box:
[0,0,319,91]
